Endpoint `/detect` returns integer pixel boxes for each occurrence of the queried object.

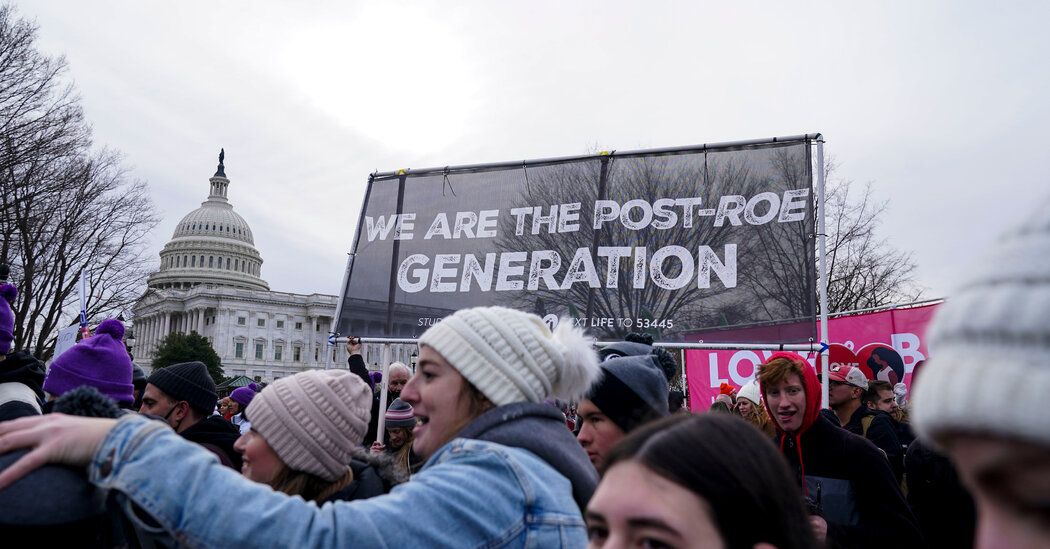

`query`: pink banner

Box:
[685,303,940,410]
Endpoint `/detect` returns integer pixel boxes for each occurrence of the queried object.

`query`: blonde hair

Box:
[393,437,415,475]
[736,400,775,437]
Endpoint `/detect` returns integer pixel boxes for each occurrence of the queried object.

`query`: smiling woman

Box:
[0,306,601,548]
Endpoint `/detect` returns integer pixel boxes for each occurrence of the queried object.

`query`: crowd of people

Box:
[0,200,1048,548]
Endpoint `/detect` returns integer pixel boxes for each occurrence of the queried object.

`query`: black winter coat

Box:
[780,415,923,549]
[823,406,904,481]
[180,415,243,470]
[905,438,976,549]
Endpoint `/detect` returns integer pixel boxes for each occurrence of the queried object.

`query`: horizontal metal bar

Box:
[826,298,945,319]
[331,335,820,352]
[614,341,822,352]
[372,133,822,179]
[329,336,421,345]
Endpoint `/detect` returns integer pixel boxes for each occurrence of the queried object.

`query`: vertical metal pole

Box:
[815,139,831,409]
[377,343,391,445]
[678,348,690,410]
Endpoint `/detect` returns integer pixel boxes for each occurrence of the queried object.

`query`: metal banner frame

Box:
[330,134,832,408]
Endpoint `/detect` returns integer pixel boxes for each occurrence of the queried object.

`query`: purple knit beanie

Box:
[43,319,133,404]
[231,382,258,407]
[0,283,16,355]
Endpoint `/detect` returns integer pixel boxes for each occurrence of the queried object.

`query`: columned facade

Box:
[131,151,414,381]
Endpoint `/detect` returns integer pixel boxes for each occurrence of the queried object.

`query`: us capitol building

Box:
[131,151,411,380]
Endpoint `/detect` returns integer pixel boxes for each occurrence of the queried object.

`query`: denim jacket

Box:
[90,415,587,548]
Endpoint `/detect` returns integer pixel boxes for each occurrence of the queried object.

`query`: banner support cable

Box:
[328,252,354,357]
[383,175,408,336]
[585,156,612,320]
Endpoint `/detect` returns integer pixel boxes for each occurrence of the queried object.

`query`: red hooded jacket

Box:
[758,352,923,548]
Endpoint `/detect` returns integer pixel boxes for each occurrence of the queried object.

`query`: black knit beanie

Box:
[146,361,217,414]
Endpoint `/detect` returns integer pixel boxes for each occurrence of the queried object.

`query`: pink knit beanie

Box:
[245,369,372,481]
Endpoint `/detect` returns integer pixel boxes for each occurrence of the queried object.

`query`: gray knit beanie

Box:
[587,354,670,432]
[246,369,372,481]
[913,194,1050,448]
[418,306,601,406]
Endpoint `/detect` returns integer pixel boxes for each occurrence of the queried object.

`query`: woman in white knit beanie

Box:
[233,369,401,503]
[0,306,602,547]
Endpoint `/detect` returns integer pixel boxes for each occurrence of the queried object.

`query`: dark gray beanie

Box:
[587,354,670,433]
[146,361,217,414]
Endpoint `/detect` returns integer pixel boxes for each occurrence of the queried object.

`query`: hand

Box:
[345,337,362,355]
[0,414,118,490]
[808,515,828,544]
[369,441,385,455]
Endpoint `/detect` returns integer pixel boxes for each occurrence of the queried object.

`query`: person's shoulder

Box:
[867,409,894,425]
[182,415,240,443]
[0,449,104,525]
[810,415,874,450]
[838,425,893,466]
[428,438,556,476]
[419,438,576,510]
[201,414,239,432]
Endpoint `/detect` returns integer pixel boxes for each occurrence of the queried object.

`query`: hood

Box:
[348,446,407,487]
[0,449,106,527]
[760,352,823,498]
[456,401,598,510]
[180,415,243,469]
[761,352,822,437]
[50,386,123,418]
[597,341,652,361]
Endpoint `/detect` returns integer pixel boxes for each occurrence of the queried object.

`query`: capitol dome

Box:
[147,150,270,291]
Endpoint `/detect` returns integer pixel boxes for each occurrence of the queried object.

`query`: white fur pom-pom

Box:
[550,317,602,401]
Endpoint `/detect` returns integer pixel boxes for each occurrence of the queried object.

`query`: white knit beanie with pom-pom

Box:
[418,306,601,406]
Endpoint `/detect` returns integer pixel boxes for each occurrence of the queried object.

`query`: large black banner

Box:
[337,136,819,342]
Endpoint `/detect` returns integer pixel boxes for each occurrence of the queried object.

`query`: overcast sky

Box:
[17,1,1050,302]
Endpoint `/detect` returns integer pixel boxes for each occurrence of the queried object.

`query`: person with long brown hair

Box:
[586,413,815,549]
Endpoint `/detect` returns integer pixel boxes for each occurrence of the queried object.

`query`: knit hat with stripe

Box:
[384,398,416,429]
[246,369,372,481]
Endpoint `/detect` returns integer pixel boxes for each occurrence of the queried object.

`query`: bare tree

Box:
[0,6,157,359]
[820,159,922,313]
[494,146,813,340]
